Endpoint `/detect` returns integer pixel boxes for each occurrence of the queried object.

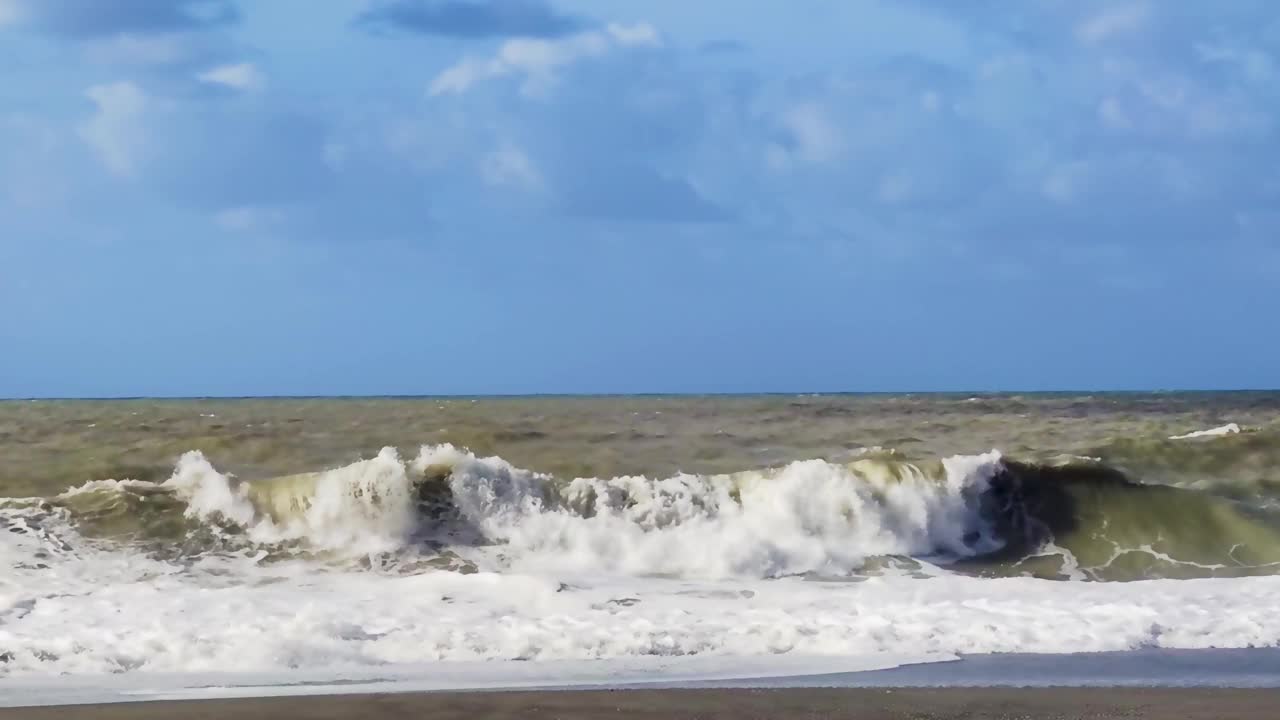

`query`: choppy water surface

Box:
[2,393,1280,677]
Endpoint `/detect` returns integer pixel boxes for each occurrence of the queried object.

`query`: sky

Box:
[1,0,1277,397]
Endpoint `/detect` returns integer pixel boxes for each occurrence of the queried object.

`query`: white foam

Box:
[4,516,1280,680]
[163,448,416,555]
[0,653,949,707]
[6,446,1280,687]
[1170,423,1241,440]
[163,451,258,527]
[59,477,164,496]
[427,444,1005,578]
[133,443,1012,578]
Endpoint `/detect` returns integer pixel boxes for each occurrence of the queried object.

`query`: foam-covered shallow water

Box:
[2,394,1279,692]
[0,653,947,707]
[6,649,1280,708]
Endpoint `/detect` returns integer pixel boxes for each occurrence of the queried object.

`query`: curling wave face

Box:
[11,440,1280,583]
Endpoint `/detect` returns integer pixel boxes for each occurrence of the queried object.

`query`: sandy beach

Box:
[6,688,1279,720]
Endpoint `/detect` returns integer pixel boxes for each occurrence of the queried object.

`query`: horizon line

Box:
[3,388,1278,402]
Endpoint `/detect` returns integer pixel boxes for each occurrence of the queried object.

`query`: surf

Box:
[13,439,1280,582]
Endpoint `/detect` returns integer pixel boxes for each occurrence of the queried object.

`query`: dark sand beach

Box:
[7,688,1280,720]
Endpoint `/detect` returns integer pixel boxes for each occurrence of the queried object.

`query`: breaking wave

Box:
[13,441,1280,582]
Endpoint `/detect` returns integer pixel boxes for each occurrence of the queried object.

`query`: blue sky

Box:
[1,0,1277,397]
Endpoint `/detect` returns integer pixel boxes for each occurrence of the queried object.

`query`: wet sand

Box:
[6,688,1279,720]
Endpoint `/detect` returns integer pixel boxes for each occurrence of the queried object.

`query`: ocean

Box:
[2,392,1280,696]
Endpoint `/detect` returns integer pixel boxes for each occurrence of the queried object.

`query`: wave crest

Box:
[164,447,417,555]
[433,445,1003,578]
[16,443,1280,582]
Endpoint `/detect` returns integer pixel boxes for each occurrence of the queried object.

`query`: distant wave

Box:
[1170,423,1242,440]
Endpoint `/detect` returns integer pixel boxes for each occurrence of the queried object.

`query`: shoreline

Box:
[6,648,1280,709]
[5,687,1279,720]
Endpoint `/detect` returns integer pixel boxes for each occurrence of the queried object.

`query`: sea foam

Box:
[5,444,1280,679]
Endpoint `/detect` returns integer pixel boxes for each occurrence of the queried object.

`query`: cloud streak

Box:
[78,81,147,177]
[429,22,660,95]
[479,145,542,190]
[197,62,266,92]
[1076,3,1150,45]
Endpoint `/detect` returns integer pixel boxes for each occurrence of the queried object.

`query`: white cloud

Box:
[0,0,22,26]
[429,22,661,96]
[1097,96,1131,130]
[1076,4,1149,44]
[1041,161,1089,203]
[214,205,288,233]
[429,60,488,96]
[1098,60,1271,140]
[480,145,541,190]
[606,23,659,46]
[1195,43,1275,83]
[765,102,844,170]
[77,82,147,177]
[197,62,266,91]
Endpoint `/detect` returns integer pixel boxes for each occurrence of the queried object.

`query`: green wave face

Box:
[971,460,1280,580]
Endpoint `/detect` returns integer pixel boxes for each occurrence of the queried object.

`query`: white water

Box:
[4,445,1280,687]
[149,444,1007,578]
[0,654,950,707]
[165,447,418,555]
[1170,423,1242,440]
[425,444,1005,577]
